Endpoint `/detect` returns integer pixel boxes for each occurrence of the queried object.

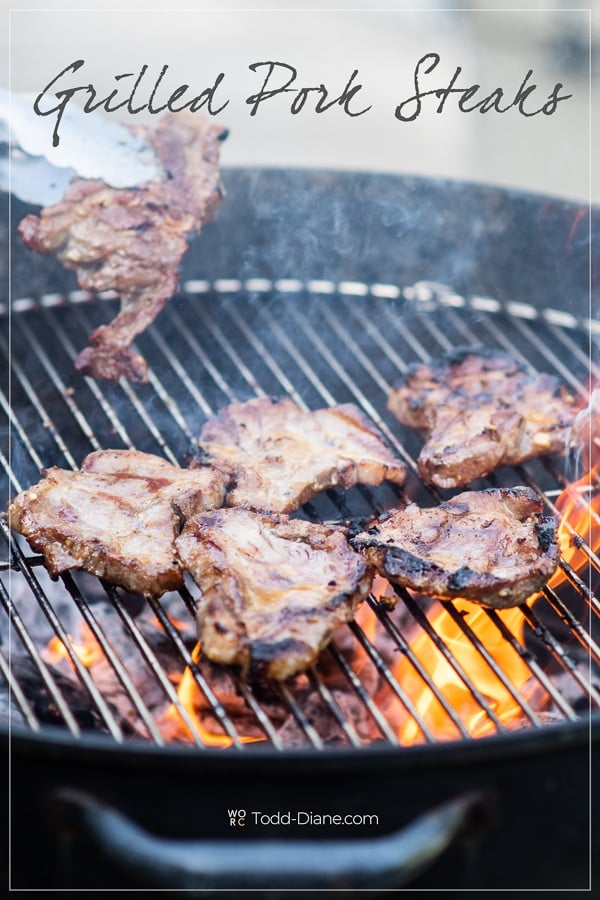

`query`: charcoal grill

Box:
[1,169,599,892]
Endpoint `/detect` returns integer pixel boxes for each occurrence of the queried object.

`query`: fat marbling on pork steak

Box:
[18,113,226,383]
[7,449,227,598]
[195,396,407,513]
[387,347,577,489]
[349,487,559,609]
[176,507,374,680]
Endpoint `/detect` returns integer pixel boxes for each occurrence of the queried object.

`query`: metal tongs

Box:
[0,86,163,205]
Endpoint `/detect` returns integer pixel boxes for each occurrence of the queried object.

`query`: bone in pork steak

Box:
[18,113,226,383]
[196,396,407,513]
[387,347,577,489]
[350,487,559,609]
[7,450,227,597]
[176,507,374,680]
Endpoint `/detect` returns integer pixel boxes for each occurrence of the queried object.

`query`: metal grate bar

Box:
[0,336,75,471]
[540,585,600,664]
[337,298,409,375]
[177,584,278,748]
[3,526,123,740]
[59,572,164,741]
[393,587,508,735]
[325,639,401,746]
[438,602,543,728]
[346,618,436,743]
[366,595,471,741]
[0,446,22,494]
[257,304,337,405]
[226,304,307,410]
[165,305,237,403]
[518,602,600,707]
[145,593,245,750]
[0,579,81,736]
[0,645,40,732]
[194,303,267,399]
[307,667,363,748]
[483,608,579,721]
[143,344,197,443]
[277,681,324,749]
[11,316,102,454]
[69,313,176,462]
[543,320,600,384]
[147,323,216,420]
[36,305,134,450]
[474,309,588,399]
[283,300,425,478]
[227,674,284,750]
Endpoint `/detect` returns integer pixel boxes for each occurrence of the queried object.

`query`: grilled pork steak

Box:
[350,487,559,609]
[388,347,577,488]
[7,450,227,597]
[176,508,374,679]
[196,397,407,513]
[18,113,226,383]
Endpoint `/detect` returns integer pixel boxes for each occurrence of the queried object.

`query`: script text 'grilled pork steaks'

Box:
[350,487,559,609]
[387,347,577,489]
[7,450,227,597]
[18,113,226,383]
[196,396,407,513]
[176,508,374,680]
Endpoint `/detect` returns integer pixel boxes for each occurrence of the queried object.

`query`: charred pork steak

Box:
[176,507,374,680]
[350,487,559,609]
[18,113,226,383]
[196,396,407,513]
[7,450,227,597]
[387,347,577,489]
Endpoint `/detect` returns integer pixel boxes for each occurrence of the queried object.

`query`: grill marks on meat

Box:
[196,397,407,513]
[7,450,227,597]
[176,508,374,680]
[350,487,559,609]
[388,347,577,489]
[18,114,226,383]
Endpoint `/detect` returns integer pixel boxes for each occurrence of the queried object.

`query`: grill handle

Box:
[52,788,490,890]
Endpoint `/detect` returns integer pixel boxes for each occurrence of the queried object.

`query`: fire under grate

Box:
[1,278,599,750]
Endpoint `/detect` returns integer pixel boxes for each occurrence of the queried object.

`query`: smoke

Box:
[568,388,600,479]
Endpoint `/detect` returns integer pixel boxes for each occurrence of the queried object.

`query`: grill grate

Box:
[1,279,599,750]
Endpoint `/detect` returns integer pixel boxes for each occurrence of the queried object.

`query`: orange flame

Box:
[393,455,599,745]
[43,622,103,669]
[161,644,264,748]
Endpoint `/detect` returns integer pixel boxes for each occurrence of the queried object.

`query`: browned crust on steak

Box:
[18,113,226,383]
[350,487,559,608]
[176,508,374,679]
[387,347,577,489]
[196,396,407,513]
[7,449,227,597]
